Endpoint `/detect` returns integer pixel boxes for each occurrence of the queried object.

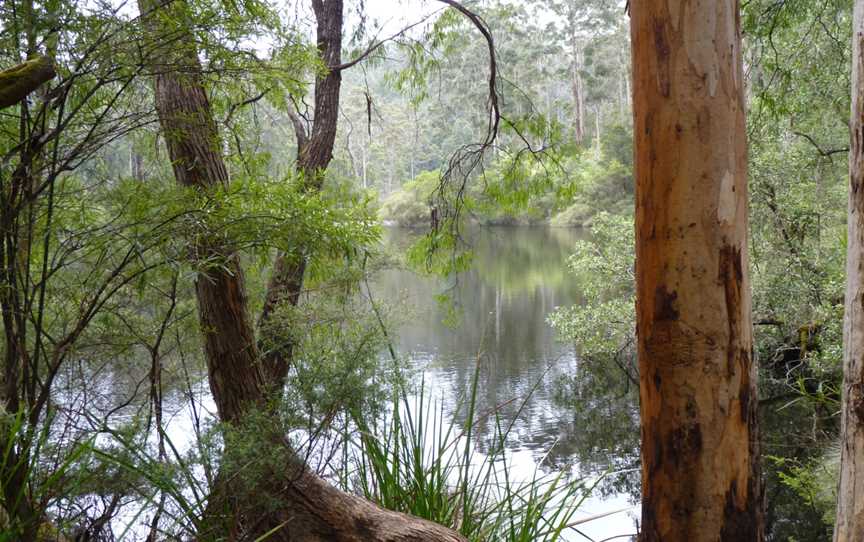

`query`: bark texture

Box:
[631,1,763,540]
[835,2,864,539]
[0,56,55,109]
[259,0,344,387]
[252,460,467,542]
[141,0,265,423]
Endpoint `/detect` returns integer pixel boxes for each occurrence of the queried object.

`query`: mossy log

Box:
[0,56,56,110]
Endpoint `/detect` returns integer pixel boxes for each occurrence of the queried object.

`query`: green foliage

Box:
[550,153,632,226]
[0,410,95,540]
[379,170,439,227]
[740,4,849,536]
[547,213,639,497]
[767,451,839,538]
[349,368,595,542]
[271,261,401,430]
[2,0,858,538]
[474,147,572,226]
[548,212,634,358]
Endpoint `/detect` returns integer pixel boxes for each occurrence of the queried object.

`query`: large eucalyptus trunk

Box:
[630,1,763,539]
[835,2,864,539]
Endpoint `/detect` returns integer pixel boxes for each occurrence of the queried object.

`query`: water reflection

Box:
[69,226,640,540]
[375,226,640,539]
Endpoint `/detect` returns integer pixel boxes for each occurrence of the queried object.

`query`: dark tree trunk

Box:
[259,0,345,387]
[142,1,265,423]
[139,1,466,539]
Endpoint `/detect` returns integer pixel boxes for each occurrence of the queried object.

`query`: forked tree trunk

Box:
[835,2,864,539]
[139,1,465,540]
[631,1,763,540]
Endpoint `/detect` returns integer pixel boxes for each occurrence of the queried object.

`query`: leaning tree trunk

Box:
[139,1,465,540]
[0,56,55,110]
[142,12,265,424]
[631,1,763,540]
[835,2,864,539]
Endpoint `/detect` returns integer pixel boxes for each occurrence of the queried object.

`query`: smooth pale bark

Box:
[631,1,763,540]
[564,4,585,145]
[835,2,864,539]
[0,56,55,110]
[571,49,585,144]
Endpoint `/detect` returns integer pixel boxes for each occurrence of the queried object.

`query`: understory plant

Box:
[348,361,603,542]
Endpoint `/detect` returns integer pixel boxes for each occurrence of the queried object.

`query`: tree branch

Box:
[792,130,848,158]
[0,56,56,109]
[430,0,501,237]
[224,88,269,125]
[330,11,442,71]
[287,106,309,156]
[436,0,499,147]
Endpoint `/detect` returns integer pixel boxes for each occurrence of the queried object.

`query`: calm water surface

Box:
[374,227,640,541]
[101,226,639,540]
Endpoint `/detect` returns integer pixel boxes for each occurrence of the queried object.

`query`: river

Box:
[373,226,640,541]
[98,225,640,540]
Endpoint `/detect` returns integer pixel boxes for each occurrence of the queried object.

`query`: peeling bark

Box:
[835,2,864,540]
[631,1,763,540]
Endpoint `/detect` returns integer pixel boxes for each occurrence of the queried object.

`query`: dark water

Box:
[376,228,582,454]
[375,227,640,539]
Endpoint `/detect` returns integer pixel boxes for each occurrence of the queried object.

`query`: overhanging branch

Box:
[0,56,57,109]
[792,130,849,158]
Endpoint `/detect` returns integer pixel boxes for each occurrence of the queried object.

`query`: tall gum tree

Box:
[836,1,864,539]
[630,1,763,539]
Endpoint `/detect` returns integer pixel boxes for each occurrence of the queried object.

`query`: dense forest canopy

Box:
[0,0,861,540]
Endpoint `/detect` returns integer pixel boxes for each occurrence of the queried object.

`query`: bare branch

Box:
[224,88,270,125]
[429,0,501,240]
[791,130,848,158]
[331,11,442,71]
